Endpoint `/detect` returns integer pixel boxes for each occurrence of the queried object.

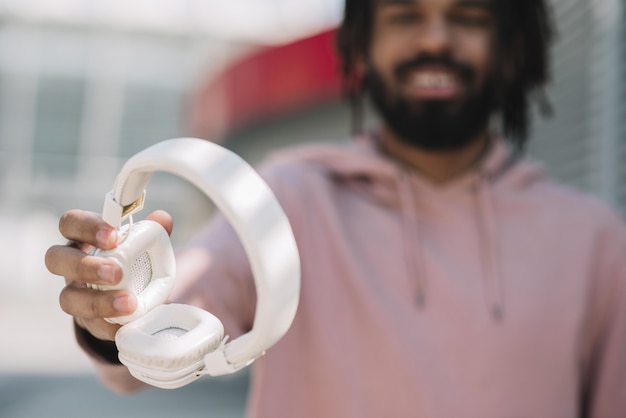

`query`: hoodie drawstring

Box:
[398,169,427,307]
[474,174,505,320]
[397,167,505,320]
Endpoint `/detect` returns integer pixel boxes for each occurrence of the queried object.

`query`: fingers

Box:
[48,209,172,285]
[49,208,173,343]
[59,209,118,250]
[61,287,136,341]
[61,284,136,340]
[146,210,174,236]
[58,209,173,248]
[45,245,122,286]
[75,317,121,342]
[60,283,136,319]
[47,209,120,286]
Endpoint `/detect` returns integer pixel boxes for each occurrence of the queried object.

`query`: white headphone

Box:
[88,137,301,389]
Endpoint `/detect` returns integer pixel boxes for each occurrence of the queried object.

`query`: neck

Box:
[379,127,491,184]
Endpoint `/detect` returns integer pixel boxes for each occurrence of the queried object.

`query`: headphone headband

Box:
[104,137,300,374]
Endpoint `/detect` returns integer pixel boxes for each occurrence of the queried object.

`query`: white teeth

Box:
[412,73,455,88]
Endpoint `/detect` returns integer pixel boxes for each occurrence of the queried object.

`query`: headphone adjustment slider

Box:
[203,337,265,376]
[102,190,146,228]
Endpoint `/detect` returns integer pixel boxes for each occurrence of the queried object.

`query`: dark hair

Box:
[336,0,556,148]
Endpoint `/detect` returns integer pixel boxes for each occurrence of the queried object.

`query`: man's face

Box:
[366,0,499,150]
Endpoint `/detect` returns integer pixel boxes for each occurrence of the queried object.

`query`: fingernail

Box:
[97,264,117,284]
[113,296,131,312]
[96,228,117,247]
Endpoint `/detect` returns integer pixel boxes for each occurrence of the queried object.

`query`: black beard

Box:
[366,55,497,151]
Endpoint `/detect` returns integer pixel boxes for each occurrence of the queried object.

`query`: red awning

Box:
[188,29,342,140]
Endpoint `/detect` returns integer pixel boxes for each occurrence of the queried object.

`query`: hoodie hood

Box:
[267,134,547,319]
[267,133,545,200]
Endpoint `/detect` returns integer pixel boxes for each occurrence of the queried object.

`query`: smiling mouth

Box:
[406,70,461,99]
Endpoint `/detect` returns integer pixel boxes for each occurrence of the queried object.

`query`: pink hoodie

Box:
[86,136,626,418]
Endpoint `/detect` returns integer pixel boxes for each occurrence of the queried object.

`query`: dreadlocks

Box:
[335,0,556,149]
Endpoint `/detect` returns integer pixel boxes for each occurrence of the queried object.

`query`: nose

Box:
[417,18,451,55]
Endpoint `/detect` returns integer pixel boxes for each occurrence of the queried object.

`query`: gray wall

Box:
[528,0,625,211]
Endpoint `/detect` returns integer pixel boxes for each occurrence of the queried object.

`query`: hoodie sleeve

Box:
[583,212,626,418]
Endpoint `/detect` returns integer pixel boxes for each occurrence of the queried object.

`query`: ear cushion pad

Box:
[115,304,224,377]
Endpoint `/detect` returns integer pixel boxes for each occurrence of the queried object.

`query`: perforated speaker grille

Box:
[152,327,188,340]
[129,252,153,295]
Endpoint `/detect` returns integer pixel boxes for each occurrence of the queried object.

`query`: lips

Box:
[405,69,461,99]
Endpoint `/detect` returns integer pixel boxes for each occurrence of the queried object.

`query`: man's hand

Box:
[45,209,173,341]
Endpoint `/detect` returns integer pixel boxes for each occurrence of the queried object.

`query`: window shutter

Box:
[618,3,626,213]
[529,0,625,216]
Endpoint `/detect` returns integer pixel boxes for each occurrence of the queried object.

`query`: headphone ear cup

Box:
[89,220,176,324]
[115,304,224,386]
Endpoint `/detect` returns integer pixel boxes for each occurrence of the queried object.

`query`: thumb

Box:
[145,210,173,236]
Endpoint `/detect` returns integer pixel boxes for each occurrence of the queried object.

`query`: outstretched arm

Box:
[45,209,173,393]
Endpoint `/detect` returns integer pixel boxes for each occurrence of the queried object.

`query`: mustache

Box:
[394,54,474,82]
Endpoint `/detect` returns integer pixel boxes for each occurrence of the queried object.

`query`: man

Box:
[45,0,626,417]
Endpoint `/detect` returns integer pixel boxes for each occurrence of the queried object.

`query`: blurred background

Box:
[0,0,624,416]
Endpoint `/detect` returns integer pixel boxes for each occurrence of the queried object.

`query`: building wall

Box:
[527,0,625,209]
[0,22,236,238]
[0,21,235,306]
[618,0,626,212]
